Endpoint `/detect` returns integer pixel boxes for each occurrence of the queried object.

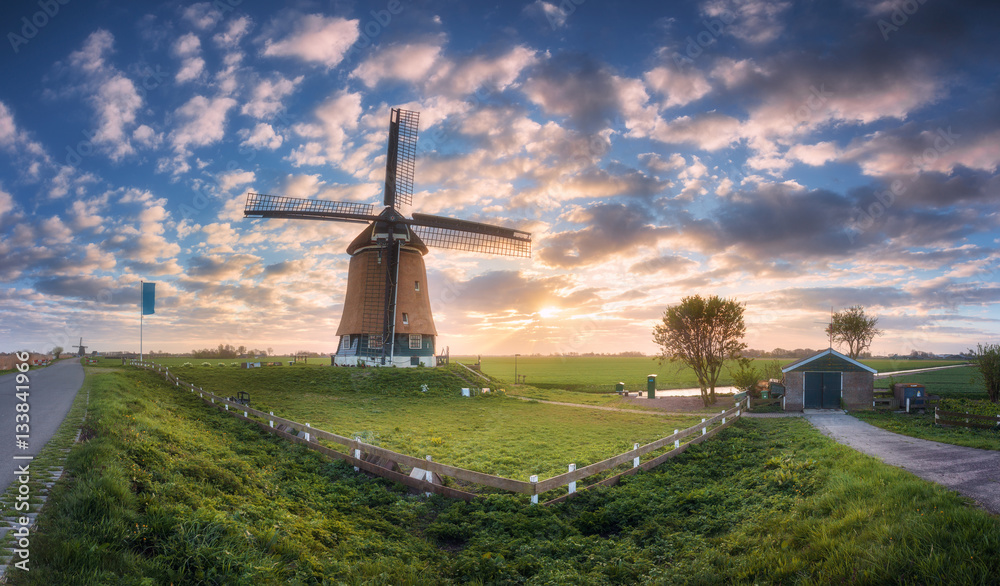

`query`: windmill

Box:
[245,108,531,367]
[75,337,87,357]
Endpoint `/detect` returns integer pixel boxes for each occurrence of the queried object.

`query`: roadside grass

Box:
[852,409,1000,451]
[135,363,702,480]
[465,355,966,393]
[11,371,1000,584]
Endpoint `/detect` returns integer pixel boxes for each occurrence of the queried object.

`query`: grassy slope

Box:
[134,362,702,480]
[876,365,984,396]
[464,356,965,392]
[11,368,1000,584]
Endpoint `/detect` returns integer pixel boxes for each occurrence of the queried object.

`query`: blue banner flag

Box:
[142,282,155,315]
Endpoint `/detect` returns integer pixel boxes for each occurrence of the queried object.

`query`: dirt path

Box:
[874,363,971,379]
[807,412,1000,515]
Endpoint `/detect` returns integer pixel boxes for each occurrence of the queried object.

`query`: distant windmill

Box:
[75,337,87,357]
[245,108,531,367]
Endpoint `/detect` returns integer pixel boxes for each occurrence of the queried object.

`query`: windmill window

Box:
[402,313,409,325]
[415,281,420,292]
[341,336,351,350]
[368,336,383,350]
[409,334,422,349]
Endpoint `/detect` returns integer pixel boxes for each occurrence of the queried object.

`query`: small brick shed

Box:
[781,348,876,411]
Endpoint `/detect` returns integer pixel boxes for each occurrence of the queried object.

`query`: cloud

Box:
[644,66,712,108]
[173,32,205,83]
[538,203,672,268]
[288,90,362,167]
[169,95,238,155]
[701,0,792,44]
[640,153,686,174]
[524,1,569,29]
[262,13,359,68]
[66,30,144,161]
[241,75,302,119]
[787,141,839,166]
[217,169,255,193]
[182,2,224,30]
[629,254,698,275]
[351,43,442,88]
[651,112,742,150]
[523,53,656,134]
[214,15,252,47]
[427,45,538,96]
[239,122,283,150]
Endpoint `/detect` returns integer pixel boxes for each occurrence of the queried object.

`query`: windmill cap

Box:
[346,219,429,255]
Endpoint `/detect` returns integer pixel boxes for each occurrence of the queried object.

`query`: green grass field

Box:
[10,367,1000,584]
[117,361,702,481]
[461,355,966,393]
[876,365,985,397]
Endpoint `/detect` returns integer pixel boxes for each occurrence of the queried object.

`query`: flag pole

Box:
[140,280,144,363]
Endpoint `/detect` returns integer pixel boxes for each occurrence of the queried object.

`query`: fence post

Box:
[633,443,640,468]
[721,409,725,425]
[702,418,706,436]
[269,412,274,428]
[934,407,938,425]
[304,423,311,442]
[674,430,679,449]
[424,456,433,497]
[530,475,538,504]
[225,403,228,411]
[353,437,361,471]
[906,397,910,413]
[567,463,577,494]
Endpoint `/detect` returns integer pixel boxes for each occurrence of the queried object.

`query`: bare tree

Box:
[50,346,63,359]
[825,305,882,359]
[653,295,747,406]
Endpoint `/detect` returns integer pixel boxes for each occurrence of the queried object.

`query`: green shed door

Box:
[804,372,842,408]
[804,372,823,408]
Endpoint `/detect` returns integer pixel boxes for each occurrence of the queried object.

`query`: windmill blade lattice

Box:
[244,192,378,223]
[409,213,531,257]
[383,109,419,209]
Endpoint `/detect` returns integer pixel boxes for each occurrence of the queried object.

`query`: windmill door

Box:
[803,372,841,409]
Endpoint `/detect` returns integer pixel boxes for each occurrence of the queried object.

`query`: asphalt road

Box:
[808,413,1000,515]
[0,359,84,498]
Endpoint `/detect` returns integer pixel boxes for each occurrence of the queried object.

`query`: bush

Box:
[182,362,193,368]
[218,363,226,367]
[201,362,211,367]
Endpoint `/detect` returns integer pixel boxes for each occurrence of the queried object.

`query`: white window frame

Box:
[402,312,409,325]
[409,333,422,350]
[414,280,420,292]
[341,336,351,350]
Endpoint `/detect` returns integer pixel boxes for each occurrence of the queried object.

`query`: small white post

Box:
[269,412,274,428]
[353,436,361,471]
[568,463,576,494]
[702,418,706,435]
[244,410,248,417]
[224,403,228,411]
[906,397,910,413]
[633,443,640,468]
[530,475,538,504]
[304,423,311,442]
[211,397,214,404]
[674,430,679,449]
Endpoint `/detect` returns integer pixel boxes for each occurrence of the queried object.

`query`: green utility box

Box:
[647,374,657,399]
[615,382,625,394]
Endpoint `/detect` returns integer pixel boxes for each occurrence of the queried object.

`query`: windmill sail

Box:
[383,108,419,209]
[244,192,377,223]
[409,213,532,257]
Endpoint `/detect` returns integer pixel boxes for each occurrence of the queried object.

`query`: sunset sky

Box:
[1,0,998,357]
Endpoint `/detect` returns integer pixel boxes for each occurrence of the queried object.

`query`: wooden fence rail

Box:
[935,407,1000,430]
[129,360,747,503]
